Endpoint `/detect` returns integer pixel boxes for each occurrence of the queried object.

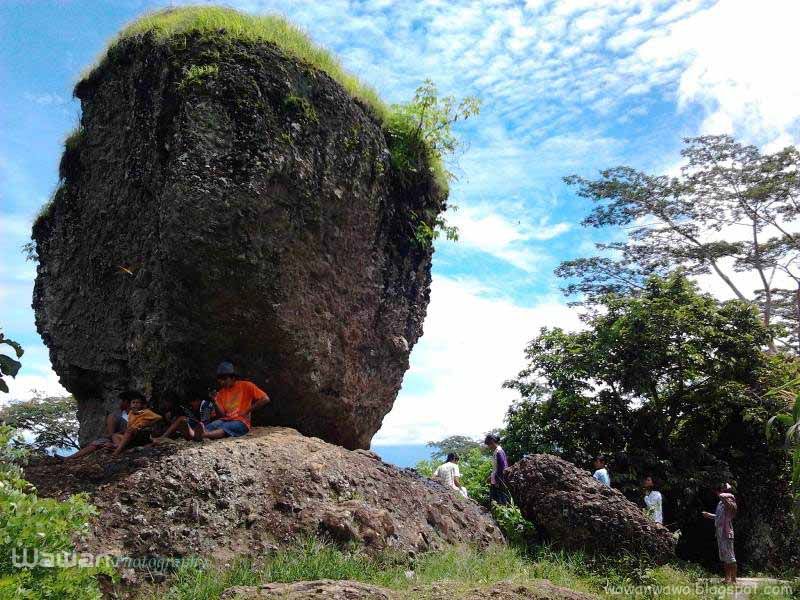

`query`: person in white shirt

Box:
[642,475,664,524]
[592,455,611,487]
[433,453,468,498]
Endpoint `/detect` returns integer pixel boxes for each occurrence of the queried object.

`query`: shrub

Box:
[0,426,110,599]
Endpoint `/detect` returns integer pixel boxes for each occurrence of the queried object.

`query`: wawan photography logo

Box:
[11,548,206,572]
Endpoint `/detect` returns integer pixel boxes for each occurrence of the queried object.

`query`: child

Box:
[702,482,737,584]
[153,390,215,442]
[67,391,131,460]
[592,455,611,486]
[111,393,162,456]
[433,453,468,498]
[642,475,664,524]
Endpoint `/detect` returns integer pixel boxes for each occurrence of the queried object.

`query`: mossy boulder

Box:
[32,12,445,449]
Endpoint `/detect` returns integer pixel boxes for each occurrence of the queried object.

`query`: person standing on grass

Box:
[592,455,611,486]
[642,475,664,524]
[702,482,738,584]
[484,434,510,505]
[434,452,468,498]
[195,361,271,440]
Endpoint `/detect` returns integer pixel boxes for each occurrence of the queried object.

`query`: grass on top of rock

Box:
[143,538,798,600]
[82,5,388,121]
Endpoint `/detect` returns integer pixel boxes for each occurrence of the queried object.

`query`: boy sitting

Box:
[152,390,215,442]
[111,392,162,456]
[67,391,132,460]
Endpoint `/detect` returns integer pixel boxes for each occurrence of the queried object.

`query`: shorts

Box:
[129,427,158,447]
[204,419,249,437]
[717,536,736,564]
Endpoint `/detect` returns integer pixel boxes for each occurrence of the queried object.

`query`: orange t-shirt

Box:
[214,380,267,428]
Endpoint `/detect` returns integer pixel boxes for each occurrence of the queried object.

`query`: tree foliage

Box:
[0,329,23,394]
[0,394,80,452]
[425,435,482,463]
[765,378,800,523]
[503,273,797,570]
[559,135,800,351]
[386,79,480,245]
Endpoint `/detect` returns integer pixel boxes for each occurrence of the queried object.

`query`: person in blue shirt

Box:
[592,455,611,486]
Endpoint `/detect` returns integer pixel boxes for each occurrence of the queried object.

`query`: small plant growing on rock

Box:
[387,79,480,246]
[491,501,536,549]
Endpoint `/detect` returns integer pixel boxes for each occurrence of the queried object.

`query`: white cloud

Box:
[373,276,582,445]
[447,202,570,271]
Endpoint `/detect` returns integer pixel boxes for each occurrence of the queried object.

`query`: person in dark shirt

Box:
[485,433,510,505]
[152,391,216,442]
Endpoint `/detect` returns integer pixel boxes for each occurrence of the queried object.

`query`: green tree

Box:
[503,273,797,570]
[0,329,23,394]
[558,135,800,352]
[0,394,80,452]
[766,377,800,522]
[425,435,482,463]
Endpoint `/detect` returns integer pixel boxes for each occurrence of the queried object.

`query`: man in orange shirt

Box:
[195,361,270,440]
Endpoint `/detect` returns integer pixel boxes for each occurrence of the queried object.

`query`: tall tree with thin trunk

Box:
[558,135,800,351]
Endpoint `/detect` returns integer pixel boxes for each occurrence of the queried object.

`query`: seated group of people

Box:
[68,361,270,460]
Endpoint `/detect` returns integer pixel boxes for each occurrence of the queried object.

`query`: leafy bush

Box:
[0,394,80,452]
[0,426,110,599]
[491,501,536,549]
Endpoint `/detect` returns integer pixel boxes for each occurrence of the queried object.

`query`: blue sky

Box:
[2,0,799,446]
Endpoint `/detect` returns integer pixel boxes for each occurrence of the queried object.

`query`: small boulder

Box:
[506,454,675,564]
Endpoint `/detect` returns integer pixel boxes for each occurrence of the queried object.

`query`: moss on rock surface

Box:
[32,7,446,449]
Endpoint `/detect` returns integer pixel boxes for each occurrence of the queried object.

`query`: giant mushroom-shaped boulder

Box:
[31,8,447,449]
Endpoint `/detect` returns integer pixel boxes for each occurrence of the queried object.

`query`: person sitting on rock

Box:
[193,361,270,440]
[111,392,163,456]
[66,391,132,460]
[433,453,468,498]
[592,455,611,487]
[152,389,217,443]
[642,474,664,524]
[484,434,510,505]
[702,482,738,584]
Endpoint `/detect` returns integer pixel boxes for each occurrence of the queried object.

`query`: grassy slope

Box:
[145,540,798,600]
[81,5,388,122]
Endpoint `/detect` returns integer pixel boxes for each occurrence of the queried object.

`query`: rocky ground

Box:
[221,579,596,599]
[507,454,676,563]
[25,427,502,563]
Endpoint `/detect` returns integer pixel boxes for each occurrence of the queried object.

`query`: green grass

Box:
[142,539,798,600]
[82,5,388,122]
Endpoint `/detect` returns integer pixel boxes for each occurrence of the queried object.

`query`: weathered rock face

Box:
[32,33,445,448]
[506,454,676,564]
[25,428,502,560]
